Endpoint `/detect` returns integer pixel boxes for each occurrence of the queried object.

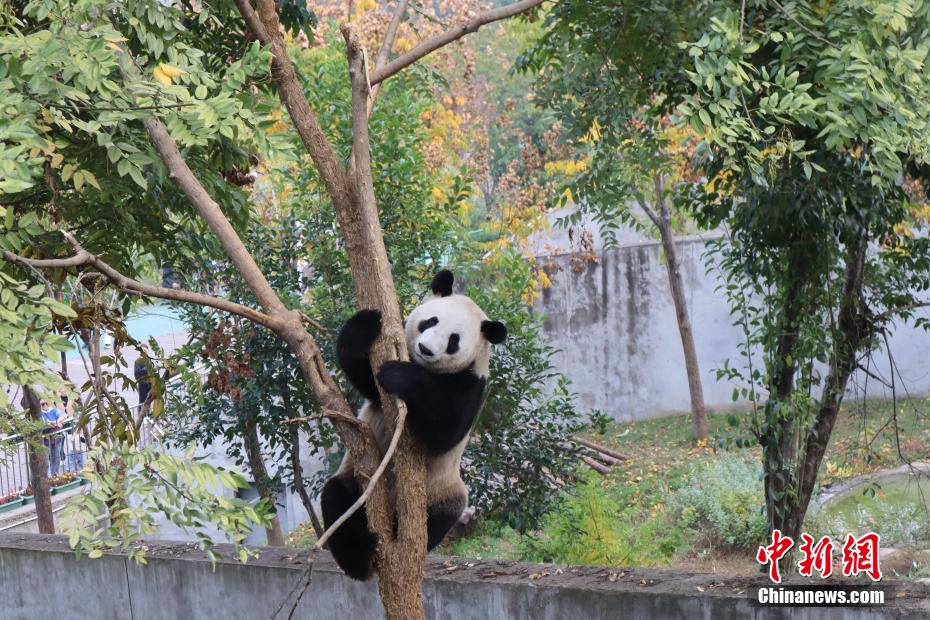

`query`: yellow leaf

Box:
[82,170,101,190]
[153,66,172,86]
[158,63,185,78]
[50,153,63,169]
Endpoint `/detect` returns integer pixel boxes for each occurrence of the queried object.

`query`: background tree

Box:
[677,3,930,541]
[521,0,710,440]
[0,0,546,616]
[526,0,930,541]
[0,265,74,533]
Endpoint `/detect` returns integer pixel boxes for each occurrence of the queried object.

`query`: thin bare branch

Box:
[313,406,408,550]
[873,301,930,323]
[771,0,842,50]
[285,409,366,428]
[368,0,409,116]
[298,311,328,334]
[1,238,278,329]
[369,0,544,85]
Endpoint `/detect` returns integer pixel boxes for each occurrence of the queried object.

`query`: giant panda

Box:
[321,269,507,580]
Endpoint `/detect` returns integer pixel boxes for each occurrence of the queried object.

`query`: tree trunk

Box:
[652,174,708,441]
[759,248,813,539]
[343,29,427,619]
[782,241,867,541]
[21,386,55,534]
[242,420,286,546]
[284,385,324,538]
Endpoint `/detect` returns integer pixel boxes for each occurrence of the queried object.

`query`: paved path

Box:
[61,329,190,406]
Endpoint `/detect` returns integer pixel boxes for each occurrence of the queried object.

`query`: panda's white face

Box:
[404,295,491,375]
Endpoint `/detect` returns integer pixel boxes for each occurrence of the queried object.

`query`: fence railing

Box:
[0,422,89,505]
[0,363,200,510]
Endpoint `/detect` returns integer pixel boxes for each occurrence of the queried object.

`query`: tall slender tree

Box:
[525,0,930,539]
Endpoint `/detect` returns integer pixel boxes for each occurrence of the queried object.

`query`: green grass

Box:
[444,397,930,574]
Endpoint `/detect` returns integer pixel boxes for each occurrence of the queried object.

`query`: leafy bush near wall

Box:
[518,472,689,567]
[669,453,766,551]
[461,250,588,532]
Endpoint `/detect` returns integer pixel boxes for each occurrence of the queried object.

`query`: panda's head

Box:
[404,270,507,376]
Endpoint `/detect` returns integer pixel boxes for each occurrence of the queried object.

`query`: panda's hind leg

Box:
[426,494,467,550]
[321,472,378,580]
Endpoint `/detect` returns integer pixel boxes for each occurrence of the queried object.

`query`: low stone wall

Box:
[1,534,928,619]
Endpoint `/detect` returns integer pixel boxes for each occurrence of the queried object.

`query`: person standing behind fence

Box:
[134,345,152,409]
[58,396,83,473]
[40,400,63,476]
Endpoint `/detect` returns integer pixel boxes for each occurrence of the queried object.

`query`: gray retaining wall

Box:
[535,238,930,421]
[1,533,928,619]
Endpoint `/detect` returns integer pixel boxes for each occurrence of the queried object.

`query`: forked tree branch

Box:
[1,237,277,329]
[138,119,369,447]
[369,0,545,85]
[142,119,288,316]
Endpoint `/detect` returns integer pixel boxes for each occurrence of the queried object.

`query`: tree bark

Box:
[650,174,708,441]
[242,420,286,546]
[22,386,55,534]
[761,252,805,537]
[782,241,867,541]
[342,27,427,620]
[284,385,324,538]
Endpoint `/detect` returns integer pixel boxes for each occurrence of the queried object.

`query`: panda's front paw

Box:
[376,361,416,395]
[338,309,382,354]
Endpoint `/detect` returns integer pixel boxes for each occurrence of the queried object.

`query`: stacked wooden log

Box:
[575,437,628,475]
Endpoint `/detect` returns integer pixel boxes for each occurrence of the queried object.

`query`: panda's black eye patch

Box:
[418,317,439,333]
[446,333,460,354]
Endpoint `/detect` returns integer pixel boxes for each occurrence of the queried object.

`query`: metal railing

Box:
[0,363,201,507]
[0,422,89,503]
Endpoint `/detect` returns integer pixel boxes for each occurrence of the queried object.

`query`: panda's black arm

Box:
[336,310,383,402]
[376,361,484,453]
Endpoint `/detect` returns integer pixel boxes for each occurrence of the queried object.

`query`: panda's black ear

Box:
[481,320,507,344]
[430,269,454,297]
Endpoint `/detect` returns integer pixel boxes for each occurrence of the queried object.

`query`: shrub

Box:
[669,453,766,551]
[462,250,588,532]
[520,472,688,567]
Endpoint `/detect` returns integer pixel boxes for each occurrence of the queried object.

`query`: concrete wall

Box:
[1,534,927,619]
[535,237,930,421]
